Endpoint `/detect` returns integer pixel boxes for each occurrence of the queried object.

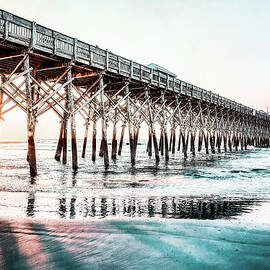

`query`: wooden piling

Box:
[62,119,68,164]
[24,55,37,177]
[164,129,169,162]
[223,134,227,152]
[204,131,209,154]
[152,132,160,163]
[145,88,159,163]
[92,119,97,162]
[177,130,181,151]
[67,69,78,171]
[161,91,169,162]
[100,77,109,168]
[217,133,221,153]
[55,121,64,161]
[234,134,238,151]
[240,135,244,150]
[184,131,189,158]
[210,133,215,154]
[82,120,89,158]
[134,126,140,155]
[169,129,173,151]
[228,133,232,151]
[111,117,117,160]
[118,123,126,156]
[198,131,203,152]
[0,89,3,115]
[146,136,150,152]
[191,131,195,156]
[147,127,152,156]
[99,137,104,157]
[159,129,164,155]
[181,130,186,154]
[172,129,176,154]
[133,126,137,148]
[62,88,68,164]
[251,137,254,147]
[125,84,135,166]
[128,124,135,165]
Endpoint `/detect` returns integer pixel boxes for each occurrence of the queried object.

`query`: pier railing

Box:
[0,9,268,120]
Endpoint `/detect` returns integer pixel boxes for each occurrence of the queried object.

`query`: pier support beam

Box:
[100,77,109,169]
[159,129,164,155]
[198,131,203,152]
[172,128,176,154]
[183,130,189,158]
[82,119,89,158]
[62,117,68,164]
[161,91,169,162]
[169,129,173,151]
[118,123,126,156]
[175,97,182,153]
[228,133,232,151]
[25,55,37,177]
[99,138,104,157]
[177,129,181,151]
[67,69,78,171]
[147,127,152,156]
[146,88,159,163]
[217,132,221,153]
[0,84,3,119]
[92,118,97,162]
[204,131,209,154]
[55,121,64,161]
[210,131,216,154]
[223,133,227,152]
[111,111,117,160]
[125,84,135,166]
[134,126,140,156]
[188,100,195,156]
[191,131,196,156]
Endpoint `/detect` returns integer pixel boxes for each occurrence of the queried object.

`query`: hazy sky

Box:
[0,0,269,140]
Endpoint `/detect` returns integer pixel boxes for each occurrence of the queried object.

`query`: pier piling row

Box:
[0,9,269,176]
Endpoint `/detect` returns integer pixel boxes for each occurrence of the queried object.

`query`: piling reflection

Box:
[70,196,76,219]
[26,193,35,217]
[70,196,261,220]
[59,197,67,218]
[24,194,262,220]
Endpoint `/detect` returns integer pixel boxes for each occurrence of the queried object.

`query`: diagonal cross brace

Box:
[31,78,74,112]
[73,84,107,115]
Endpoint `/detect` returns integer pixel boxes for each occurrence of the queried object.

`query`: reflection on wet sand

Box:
[26,194,261,220]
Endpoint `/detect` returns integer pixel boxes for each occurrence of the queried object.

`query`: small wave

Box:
[230,170,250,174]
[250,168,268,173]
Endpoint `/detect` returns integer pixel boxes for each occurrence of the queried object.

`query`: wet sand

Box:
[0,217,270,270]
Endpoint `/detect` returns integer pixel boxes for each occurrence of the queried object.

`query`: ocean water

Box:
[0,140,270,270]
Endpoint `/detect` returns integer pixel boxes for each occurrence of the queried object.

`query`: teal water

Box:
[0,141,270,269]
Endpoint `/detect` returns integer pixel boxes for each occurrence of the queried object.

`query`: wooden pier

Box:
[0,9,269,176]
